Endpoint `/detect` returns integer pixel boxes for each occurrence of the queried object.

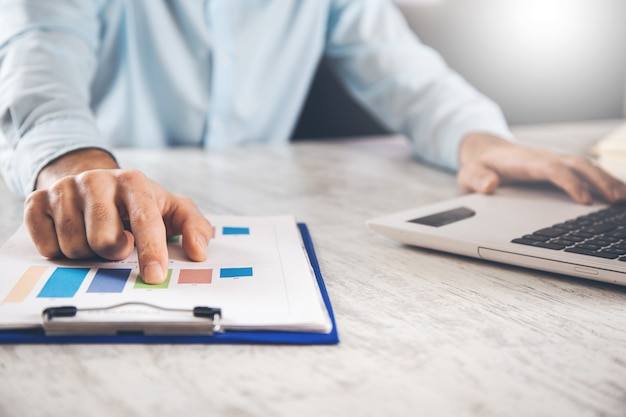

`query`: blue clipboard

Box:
[0,223,339,345]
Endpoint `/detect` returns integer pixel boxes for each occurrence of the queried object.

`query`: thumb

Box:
[162,193,214,262]
[457,163,500,194]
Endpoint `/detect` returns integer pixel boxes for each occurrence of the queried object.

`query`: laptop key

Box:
[535,242,567,250]
[511,238,541,246]
[575,243,604,251]
[551,238,576,246]
[522,234,550,242]
[607,228,626,239]
[533,227,568,238]
[562,234,585,242]
[586,238,613,246]
[581,223,619,235]
[564,247,619,259]
[603,247,626,255]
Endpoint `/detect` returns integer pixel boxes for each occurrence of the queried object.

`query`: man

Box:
[1,0,625,284]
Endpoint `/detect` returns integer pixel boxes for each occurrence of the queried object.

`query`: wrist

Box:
[35,148,119,190]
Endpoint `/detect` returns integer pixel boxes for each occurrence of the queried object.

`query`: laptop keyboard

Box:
[511,203,626,261]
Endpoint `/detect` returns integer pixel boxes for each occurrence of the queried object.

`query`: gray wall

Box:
[293,0,626,139]
[398,0,626,124]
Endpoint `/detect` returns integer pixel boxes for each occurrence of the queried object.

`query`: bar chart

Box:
[0,215,319,330]
[2,264,256,304]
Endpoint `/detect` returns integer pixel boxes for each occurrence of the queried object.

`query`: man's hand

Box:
[457,133,626,204]
[24,148,214,284]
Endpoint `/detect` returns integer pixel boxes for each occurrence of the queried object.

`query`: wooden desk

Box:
[1,121,625,417]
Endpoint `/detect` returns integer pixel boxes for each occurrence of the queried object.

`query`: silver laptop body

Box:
[367,186,626,286]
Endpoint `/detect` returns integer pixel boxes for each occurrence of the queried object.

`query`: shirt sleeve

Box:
[325,0,514,172]
[0,0,110,197]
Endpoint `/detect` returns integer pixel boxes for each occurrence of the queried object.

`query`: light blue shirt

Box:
[0,0,512,197]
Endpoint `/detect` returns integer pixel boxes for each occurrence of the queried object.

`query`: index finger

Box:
[117,172,168,285]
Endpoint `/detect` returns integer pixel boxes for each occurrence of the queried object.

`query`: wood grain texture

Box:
[1,122,625,417]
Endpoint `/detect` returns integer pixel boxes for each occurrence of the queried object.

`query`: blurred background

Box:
[293,0,626,138]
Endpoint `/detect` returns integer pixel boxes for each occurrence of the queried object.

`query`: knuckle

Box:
[89,236,124,259]
[562,157,591,171]
[177,194,194,206]
[135,241,163,262]
[562,155,592,170]
[23,190,49,217]
[541,161,566,178]
[75,169,107,189]
[48,175,76,193]
[61,246,90,260]
[117,169,149,188]
[47,177,78,206]
[54,218,91,259]
[130,206,162,226]
[57,238,94,260]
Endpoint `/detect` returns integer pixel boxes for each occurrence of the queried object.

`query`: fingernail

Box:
[143,262,164,284]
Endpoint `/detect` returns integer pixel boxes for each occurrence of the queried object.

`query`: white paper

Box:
[591,122,626,156]
[590,122,626,182]
[0,215,332,333]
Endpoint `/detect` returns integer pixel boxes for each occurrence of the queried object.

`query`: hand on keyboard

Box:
[457,133,626,205]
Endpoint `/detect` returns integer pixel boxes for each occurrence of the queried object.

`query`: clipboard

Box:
[0,223,339,345]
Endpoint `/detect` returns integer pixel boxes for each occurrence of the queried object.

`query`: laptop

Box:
[366,185,626,286]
